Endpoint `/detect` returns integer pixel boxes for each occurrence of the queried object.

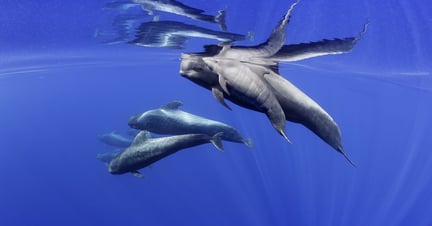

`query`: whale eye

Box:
[193,67,203,72]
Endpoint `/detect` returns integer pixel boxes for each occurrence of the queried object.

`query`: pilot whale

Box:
[179,1,363,165]
[128,101,253,148]
[97,131,133,148]
[97,150,122,164]
[131,0,227,31]
[190,2,298,142]
[108,131,224,177]
[202,57,291,142]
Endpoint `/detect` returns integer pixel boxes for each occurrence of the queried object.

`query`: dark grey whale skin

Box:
[108,131,223,176]
[128,101,252,148]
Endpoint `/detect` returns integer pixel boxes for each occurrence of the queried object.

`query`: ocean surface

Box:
[1,0,431,226]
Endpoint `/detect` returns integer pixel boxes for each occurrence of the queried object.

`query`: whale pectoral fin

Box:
[212,87,232,110]
[266,103,292,143]
[131,170,144,178]
[210,132,224,151]
[217,74,230,95]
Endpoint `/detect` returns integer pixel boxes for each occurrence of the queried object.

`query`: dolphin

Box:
[108,131,224,177]
[129,20,250,49]
[97,131,133,148]
[128,101,253,148]
[131,0,227,31]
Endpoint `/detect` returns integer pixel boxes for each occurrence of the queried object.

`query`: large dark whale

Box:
[108,131,224,177]
[179,1,365,165]
[128,101,253,148]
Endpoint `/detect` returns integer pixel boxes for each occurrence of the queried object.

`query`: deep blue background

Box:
[1,0,432,225]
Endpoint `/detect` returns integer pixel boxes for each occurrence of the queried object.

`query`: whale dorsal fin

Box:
[162,101,183,110]
[131,130,151,146]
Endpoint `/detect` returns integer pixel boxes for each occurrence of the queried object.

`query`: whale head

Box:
[128,110,166,131]
[128,115,141,129]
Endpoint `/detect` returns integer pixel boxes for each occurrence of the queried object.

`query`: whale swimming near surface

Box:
[131,0,227,31]
[128,101,253,148]
[179,1,365,165]
[108,131,224,177]
[97,131,133,148]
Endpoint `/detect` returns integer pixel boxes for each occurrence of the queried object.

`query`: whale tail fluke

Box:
[242,138,254,149]
[215,9,227,31]
[210,132,224,151]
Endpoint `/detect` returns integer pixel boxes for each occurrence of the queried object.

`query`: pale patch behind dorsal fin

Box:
[161,101,183,110]
[131,130,152,146]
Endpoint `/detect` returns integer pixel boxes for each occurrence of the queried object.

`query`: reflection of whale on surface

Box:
[108,131,224,178]
[96,13,150,45]
[128,101,253,148]
[131,0,227,31]
[103,1,140,10]
[180,1,367,165]
[129,20,250,49]
[97,131,133,148]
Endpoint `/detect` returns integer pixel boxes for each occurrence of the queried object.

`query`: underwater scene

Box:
[1,0,431,225]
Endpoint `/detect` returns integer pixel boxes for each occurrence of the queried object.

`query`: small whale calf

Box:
[108,131,224,177]
[97,131,133,148]
[97,150,122,164]
[128,101,253,148]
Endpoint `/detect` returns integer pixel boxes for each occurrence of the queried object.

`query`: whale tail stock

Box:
[210,132,224,151]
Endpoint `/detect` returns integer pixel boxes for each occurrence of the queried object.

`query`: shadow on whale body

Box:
[179,1,363,166]
[128,101,253,148]
[108,131,224,177]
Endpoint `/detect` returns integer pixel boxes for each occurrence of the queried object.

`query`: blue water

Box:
[1,0,432,226]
